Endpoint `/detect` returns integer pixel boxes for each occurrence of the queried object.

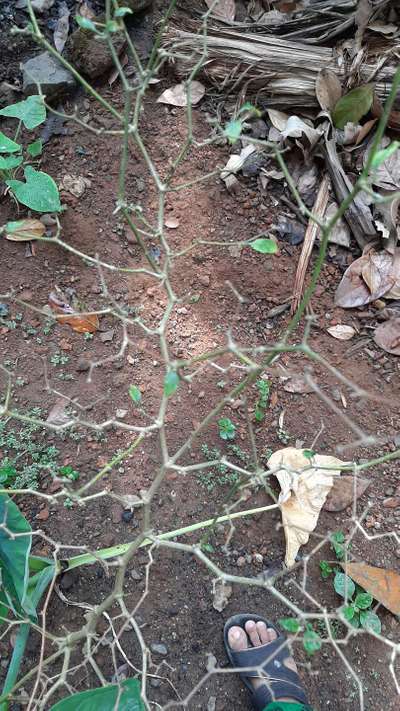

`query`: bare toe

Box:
[228,626,248,653]
[245,620,262,647]
[256,621,270,645]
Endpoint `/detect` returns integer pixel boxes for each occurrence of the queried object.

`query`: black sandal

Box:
[224,613,310,711]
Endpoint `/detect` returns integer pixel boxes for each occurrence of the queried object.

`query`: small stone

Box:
[69,17,126,80]
[76,357,90,372]
[22,52,75,101]
[383,497,400,509]
[100,329,115,343]
[252,553,263,566]
[150,678,161,688]
[150,643,168,656]
[40,213,57,227]
[130,569,142,581]
[198,274,210,287]
[60,570,78,591]
[20,289,33,302]
[36,507,49,521]
[0,304,9,317]
[121,510,134,523]
[207,697,217,711]
[116,408,128,419]
[31,0,55,11]
[236,556,246,567]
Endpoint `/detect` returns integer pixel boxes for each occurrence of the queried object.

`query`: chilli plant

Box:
[0,95,61,213]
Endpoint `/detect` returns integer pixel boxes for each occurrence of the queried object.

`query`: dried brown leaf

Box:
[5,219,45,242]
[282,375,313,394]
[374,318,400,355]
[315,69,342,112]
[343,562,400,615]
[324,475,371,512]
[157,81,205,107]
[327,325,356,340]
[361,251,395,296]
[49,289,99,334]
[335,254,394,309]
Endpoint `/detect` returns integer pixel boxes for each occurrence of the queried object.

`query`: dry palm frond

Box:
[164,26,400,108]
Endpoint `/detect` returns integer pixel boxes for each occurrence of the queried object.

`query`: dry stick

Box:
[291,175,330,315]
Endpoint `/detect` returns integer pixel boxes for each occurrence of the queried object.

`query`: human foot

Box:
[224,614,309,710]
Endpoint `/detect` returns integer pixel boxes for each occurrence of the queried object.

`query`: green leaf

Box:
[224,119,242,144]
[355,592,373,610]
[249,238,278,254]
[6,166,61,213]
[360,610,381,634]
[218,417,236,441]
[105,20,120,32]
[0,495,32,616]
[332,84,374,130]
[303,628,322,655]
[164,371,180,397]
[303,449,315,460]
[115,7,133,17]
[0,155,23,170]
[75,15,98,32]
[319,560,333,579]
[49,679,144,710]
[341,604,355,621]
[279,618,301,633]
[334,572,355,599]
[370,141,400,169]
[0,95,46,129]
[238,101,256,114]
[0,464,16,484]
[129,385,142,404]
[27,138,43,158]
[0,131,22,154]
[330,530,346,560]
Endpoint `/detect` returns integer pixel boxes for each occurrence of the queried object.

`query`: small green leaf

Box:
[0,95,46,129]
[218,417,236,441]
[115,7,133,17]
[224,118,242,144]
[319,560,333,579]
[370,141,400,169]
[105,19,120,32]
[27,138,43,158]
[164,371,180,397]
[0,131,22,154]
[129,385,142,404]
[0,155,23,170]
[249,238,278,254]
[75,15,98,32]
[355,592,373,610]
[279,618,301,633]
[201,543,214,553]
[238,101,256,114]
[303,628,322,655]
[334,572,355,599]
[360,610,381,634]
[332,84,374,130]
[59,466,79,481]
[6,166,61,213]
[49,678,144,710]
[341,604,355,621]
[330,530,346,560]
[303,449,315,459]
[0,465,16,484]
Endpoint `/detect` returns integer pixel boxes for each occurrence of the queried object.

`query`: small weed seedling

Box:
[218,417,236,441]
[254,378,270,422]
[198,442,251,492]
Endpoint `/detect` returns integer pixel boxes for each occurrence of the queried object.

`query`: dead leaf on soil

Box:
[220,144,256,191]
[49,288,99,334]
[267,447,347,568]
[315,68,342,112]
[361,251,396,297]
[212,578,232,612]
[327,324,356,340]
[324,475,371,512]
[157,81,205,107]
[46,398,74,427]
[374,318,400,355]
[282,375,313,394]
[365,137,400,190]
[54,1,70,54]
[335,253,394,308]
[205,0,235,21]
[342,562,400,615]
[5,219,45,241]
[281,115,323,147]
[323,203,350,248]
[59,174,91,198]
[355,118,377,145]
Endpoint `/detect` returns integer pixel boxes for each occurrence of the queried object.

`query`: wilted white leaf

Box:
[366,137,400,190]
[165,217,180,229]
[267,109,289,132]
[267,447,347,567]
[324,203,350,248]
[281,115,323,147]
[54,2,70,53]
[327,324,356,340]
[157,81,205,107]
[220,144,256,190]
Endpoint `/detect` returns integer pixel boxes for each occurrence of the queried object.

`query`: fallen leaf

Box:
[355,118,377,145]
[374,318,400,355]
[367,21,398,35]
[267,447,347,567]
[49,288,99,334]
[4,218,45,241]
[282,375,313,394]
[332,84,374,130]
[36,507,50,521]
[46,398,74,427]
[157,81,205,107]
[315,68,342,112]
[212,578,232,612]
[361,251,395,296]
[220,144,256,191]
[165,217,180,229]
[366,137,400,190]
[281,115,323,147]
[267,109,288,132]
[205,0,235,21]
[324,475,371,512]
[335,253,394,308]
[342,562,400,615]
[59,174,91,198]
[323,203,350,248]
[327,325,356,340]
[54,1,70,53]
